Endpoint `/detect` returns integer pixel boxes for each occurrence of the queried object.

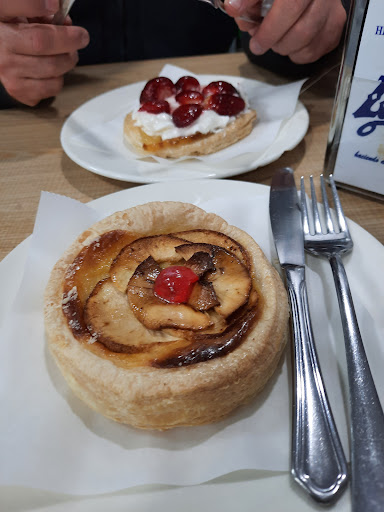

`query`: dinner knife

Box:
[269,167,348,503]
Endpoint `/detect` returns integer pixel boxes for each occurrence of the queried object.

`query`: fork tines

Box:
[300,174,351,239]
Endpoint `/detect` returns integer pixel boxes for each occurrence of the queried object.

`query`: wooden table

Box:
[0,52,383,261]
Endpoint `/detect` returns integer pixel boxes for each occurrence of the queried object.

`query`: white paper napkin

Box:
[0,191,347,495]
[69,64,305,167]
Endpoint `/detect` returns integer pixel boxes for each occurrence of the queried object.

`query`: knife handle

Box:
[285,266,348,502]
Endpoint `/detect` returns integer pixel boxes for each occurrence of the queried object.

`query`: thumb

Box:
[0,0,59,18]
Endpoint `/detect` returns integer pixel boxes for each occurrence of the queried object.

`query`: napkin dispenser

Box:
[324,0,384,199]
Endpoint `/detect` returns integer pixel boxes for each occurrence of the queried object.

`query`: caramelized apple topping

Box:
[181,250,216,276]
[187,281,219,311]
[62,228,259,366]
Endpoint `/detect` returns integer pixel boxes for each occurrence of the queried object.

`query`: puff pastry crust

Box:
[44,202,289,430]
[124,110,257,158]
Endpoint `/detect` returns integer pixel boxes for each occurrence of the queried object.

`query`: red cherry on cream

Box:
[205,93,245,116]
[175,76,201,93]
[139,100,170,114]
[175,90,204,105]
[140,77,176,103]
[172,104,203,128]
[202,80,238,97]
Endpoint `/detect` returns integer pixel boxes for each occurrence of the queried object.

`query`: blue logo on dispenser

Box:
[353,76,384,136]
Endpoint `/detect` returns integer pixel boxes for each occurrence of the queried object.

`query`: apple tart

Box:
[44,202,289,430]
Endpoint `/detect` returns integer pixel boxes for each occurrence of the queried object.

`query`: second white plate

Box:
[61,75,309,183]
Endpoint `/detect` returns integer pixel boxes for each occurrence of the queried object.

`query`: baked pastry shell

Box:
[124,110,257,158]
[44,202,289,430]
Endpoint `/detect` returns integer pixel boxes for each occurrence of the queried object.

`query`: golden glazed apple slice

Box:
[175,243,214,261]
[84,277,176,353]
[207,246,252,318]
[187,281,219,311]
[178,249,215,276]
[175,229,250,268]
[62,230,137,339]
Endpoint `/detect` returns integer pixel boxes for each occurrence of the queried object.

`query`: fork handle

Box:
[329,254,384,512]
[285,266,347,502]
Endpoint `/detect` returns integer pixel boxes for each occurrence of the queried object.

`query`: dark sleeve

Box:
[71,0,238,65]
[0,82,18,109]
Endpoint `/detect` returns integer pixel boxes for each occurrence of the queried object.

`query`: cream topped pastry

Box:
[132,109,234,140]
[124,76,257,158]
[44,202,288,430]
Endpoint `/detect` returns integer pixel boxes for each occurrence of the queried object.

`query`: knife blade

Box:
[52,0,76,25]
[269,167,348,503]
[269,168,304,267]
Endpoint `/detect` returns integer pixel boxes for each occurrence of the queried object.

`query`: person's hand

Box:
[224,0,347,64]
[0,0,89,106]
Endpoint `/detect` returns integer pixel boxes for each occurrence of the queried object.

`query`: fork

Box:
[300,174,384,512]
[197,0,270,23]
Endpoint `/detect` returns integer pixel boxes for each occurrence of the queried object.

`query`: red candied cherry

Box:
[175,75,201,93]
[140,77,176,103]
[175,90,204,105]
[205,93,245,116]
[139,100,170,114]
[202,80,238,97]
[154,266,199,303]
[172,104,203,128]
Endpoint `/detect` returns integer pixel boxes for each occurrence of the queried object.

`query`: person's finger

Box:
[288,12,345,63]
[224,0,246,17]
[249,0,311,54]
[0,0,59,19]
[2,74,63,106]
[1,16,28,23]
[233,16,261,32]
[27,14,73,25]
[2,22,89,56]
[5,51,79,79]
[270,0,329,56]
[63,15,72,26]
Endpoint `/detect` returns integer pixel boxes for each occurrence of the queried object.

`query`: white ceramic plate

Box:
[61,75,309,183]
[1,180,383,512]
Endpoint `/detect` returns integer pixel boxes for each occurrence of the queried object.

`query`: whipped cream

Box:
[132,109,234,140]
